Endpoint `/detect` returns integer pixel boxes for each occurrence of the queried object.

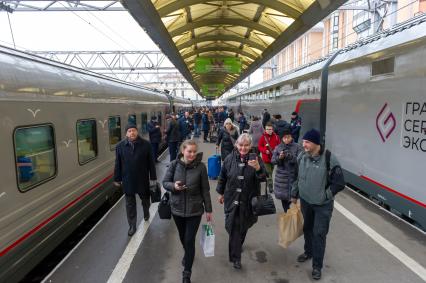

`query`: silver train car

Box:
[0,46,192,282]
[226,15,426,230]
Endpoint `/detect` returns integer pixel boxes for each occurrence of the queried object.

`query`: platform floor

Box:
[43,137,426,283]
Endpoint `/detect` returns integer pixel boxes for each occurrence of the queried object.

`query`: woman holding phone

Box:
[216,133,267,269]
[162,139,213,283]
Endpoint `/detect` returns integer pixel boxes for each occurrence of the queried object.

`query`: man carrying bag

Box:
[291,129,345,280]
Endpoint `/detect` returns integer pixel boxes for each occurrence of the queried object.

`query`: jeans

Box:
[300,198,334,269]
[125,193,150,227]
[168,142,178,161]
[173,214,202,272]
[194,123,200,137]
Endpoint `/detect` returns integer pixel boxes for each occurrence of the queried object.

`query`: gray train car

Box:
[0,46,191,282]
[226,15,426,230]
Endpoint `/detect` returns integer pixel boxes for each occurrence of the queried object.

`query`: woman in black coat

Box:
[163,140,213,283]
[216,118,239,161]
[216,133,267,269]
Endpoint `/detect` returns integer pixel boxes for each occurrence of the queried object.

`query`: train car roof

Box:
[228,14,426,99]
[0,45,170,104]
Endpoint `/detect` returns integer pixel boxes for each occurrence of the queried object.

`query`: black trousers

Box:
[168,142,178,161]
[203,130,209,141]
[173,214,202,272]
[151,142,159,161]
[228,212,247,262]
[281,199,291,213]
[300,198,334,270]
[125,193,150,227]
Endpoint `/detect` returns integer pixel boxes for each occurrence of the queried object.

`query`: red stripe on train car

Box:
[294,99,320,113]
[0,173,113,257]
[361,175,425,208]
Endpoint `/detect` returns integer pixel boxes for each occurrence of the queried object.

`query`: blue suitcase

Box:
[208,150,221,180]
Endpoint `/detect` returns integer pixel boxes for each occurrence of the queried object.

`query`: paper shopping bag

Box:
[278,205,304,248]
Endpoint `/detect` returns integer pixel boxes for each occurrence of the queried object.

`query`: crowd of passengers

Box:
[114,107,345,283]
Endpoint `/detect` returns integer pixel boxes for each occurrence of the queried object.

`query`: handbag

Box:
[150,182,161,203]
[158,192,171,219]
[251,180,276,216]
[200,223,215,257]
[278,203,303,248]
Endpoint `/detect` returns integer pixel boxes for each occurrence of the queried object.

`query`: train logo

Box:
[376,103,396,142]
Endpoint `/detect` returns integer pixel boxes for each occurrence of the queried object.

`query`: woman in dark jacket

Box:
[271,129,302,212]
[163,140,213,283]
[216,133,267,270]
[202,111,210,142]
[216,118,239,161]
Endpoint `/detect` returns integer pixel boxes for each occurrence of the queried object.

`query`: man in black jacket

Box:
[147,116,162,162]
[114,124,157,236]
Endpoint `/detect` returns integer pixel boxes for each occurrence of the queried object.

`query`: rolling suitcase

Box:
[208,149,221,180]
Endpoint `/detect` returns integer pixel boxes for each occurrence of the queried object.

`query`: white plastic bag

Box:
[200,223,215,257]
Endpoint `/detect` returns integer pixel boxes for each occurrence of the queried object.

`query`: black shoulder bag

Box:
[251,180,276,216]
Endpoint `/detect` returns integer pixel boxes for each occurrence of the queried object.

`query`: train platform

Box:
[42,137,426,283]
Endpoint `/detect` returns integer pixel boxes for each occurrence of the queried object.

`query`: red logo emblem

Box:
[376,103,396,142]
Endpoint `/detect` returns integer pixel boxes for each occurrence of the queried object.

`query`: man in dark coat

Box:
[216,134,267,269]
[179,111,192,141]
[262,109,271,128]
[114,124,157,236]
[166,113,180,161]
[290,112,302,142]
[147,116,162,162]
[273,114,290,138]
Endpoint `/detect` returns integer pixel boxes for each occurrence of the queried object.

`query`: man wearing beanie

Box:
[291,128,345,280]
[114,124,157,236]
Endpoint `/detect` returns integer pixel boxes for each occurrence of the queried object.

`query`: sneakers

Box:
[128,225,136,236]
[297,253,312,262]
[233,260,242,269]
[312,268,321,280]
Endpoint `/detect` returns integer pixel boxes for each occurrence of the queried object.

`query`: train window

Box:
[128,114,137,125]
[77,119,98,164]
[108,116,121,150]
[14,124,57,191]
[141,112,148,134]
[371,57,394,76]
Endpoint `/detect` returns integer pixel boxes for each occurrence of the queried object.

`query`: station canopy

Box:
[122,0,346,98]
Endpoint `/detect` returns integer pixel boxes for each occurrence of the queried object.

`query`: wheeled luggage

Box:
[208,149,221,179]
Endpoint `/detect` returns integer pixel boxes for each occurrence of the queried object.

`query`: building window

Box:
[371,57,395,76]
[108,116,121,150]
[333,15,339,26]
[332,37,339,49]
[14,124,57,191]
[292,82,299,90]
[77,119,98,164]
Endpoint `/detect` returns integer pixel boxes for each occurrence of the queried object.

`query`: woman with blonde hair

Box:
[216,118,239,161]
[163,140,213,283]
[216,133,267,269]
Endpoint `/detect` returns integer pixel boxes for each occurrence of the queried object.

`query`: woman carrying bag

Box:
[216,118,239,161]
[162,140,213,283]
[216,133,267,270]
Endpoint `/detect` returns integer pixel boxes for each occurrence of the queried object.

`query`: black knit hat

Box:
[303,129,320,145]
[125,124,137,132]
[281,128,292,138]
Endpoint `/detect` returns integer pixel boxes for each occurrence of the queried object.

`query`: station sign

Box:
[195,57,241,74]
[201,83,225,97]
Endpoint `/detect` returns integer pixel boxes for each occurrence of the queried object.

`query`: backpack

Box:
[325,150,346,196]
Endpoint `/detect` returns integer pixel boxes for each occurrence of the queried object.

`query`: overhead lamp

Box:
[353,19,371,34]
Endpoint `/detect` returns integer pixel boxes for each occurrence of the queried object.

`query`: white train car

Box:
[0,45,191,282]
[226,15,426,230]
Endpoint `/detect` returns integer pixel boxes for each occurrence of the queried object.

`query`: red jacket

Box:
[258,132,280,164]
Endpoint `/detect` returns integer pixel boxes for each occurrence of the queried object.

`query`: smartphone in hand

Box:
[248,153,257,161]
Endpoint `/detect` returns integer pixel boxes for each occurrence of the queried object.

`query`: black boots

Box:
[312,268,321,280]
[182,271,191,283]
[297,253,312,262]
[128,225,136,236]
[233,260,242,269]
